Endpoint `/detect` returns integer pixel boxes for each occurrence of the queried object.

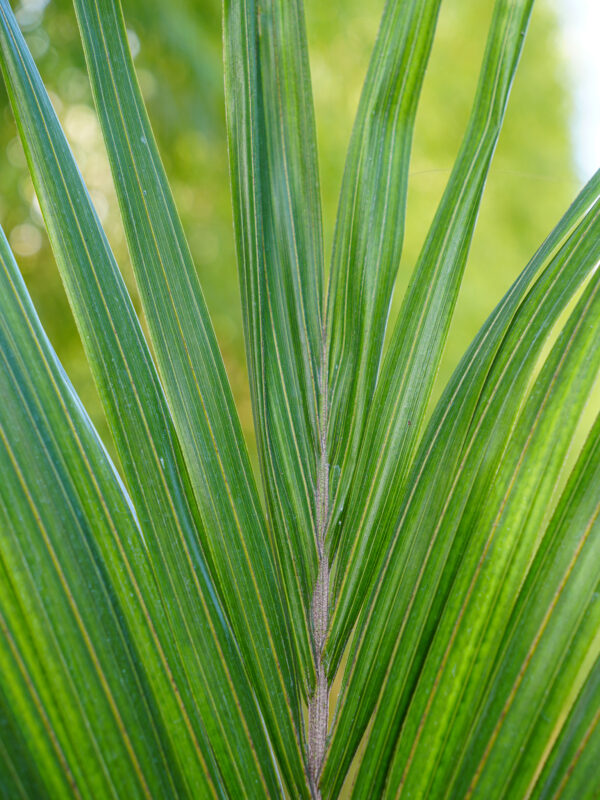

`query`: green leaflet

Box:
[223,0,324,691]
[0,0,598,796]
[322,172,600,797]
[0,592,71,800]
[0,0,297,793]
[329,0,534,646]
[0,225,204,798]
[442,412,600,797]
[71,0,306,789]
[532,656,600,800]
[325,0,442,518]
[380,238,600,798]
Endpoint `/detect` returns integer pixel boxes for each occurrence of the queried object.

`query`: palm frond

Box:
[0,0,598,797]
[223,0,324,696]
[0,223,216,797]
[328,0,535,663]
[0,0,302,793]
[326,0,442,526]
[72,0,306,788]
[323,170,600,796]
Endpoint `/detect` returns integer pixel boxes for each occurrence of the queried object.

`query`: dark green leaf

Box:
[0,1,295,792]
[532,656,600,800]
[443,412,600,797]
[325,0,442,516]
[223,0,324,693]
[322,171,600,797]
[373,231,600,798]
[71,0,306,789]
[0,224,207,798]
[329,0,535,645]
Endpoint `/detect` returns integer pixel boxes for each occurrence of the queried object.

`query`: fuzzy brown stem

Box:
[308,547,328,795]
[308,355,330,798]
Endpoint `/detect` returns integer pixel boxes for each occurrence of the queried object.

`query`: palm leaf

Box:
[0,224,212,797]
[223,0,324,693]
[322,170,600,796]
[328,0,535,654]
[532,654,600,799]
[382,256,600,798]
[0,0,301,794]
[444,410,600,797]
[71,0,305,788]
[326,0,442,526]
[0,0,598,796]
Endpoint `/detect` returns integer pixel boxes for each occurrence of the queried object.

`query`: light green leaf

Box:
[223,0,324,691]
[325,0,442,515]
[0,590,72,800]
[378,233,600,799]
[441,411,600,798]
[329,0,535,642]
[532,655,600,800]
[71,0,306,789]
[0,224,209,798]
[0,1,296,793]
[322,171,600,797]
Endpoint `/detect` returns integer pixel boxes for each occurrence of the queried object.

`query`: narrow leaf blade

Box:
[329,0,535,645]
[71,4,306,788]
[379,239,600,798]
[322,172,600,797]
[532,656,600,800]
[0,225,210,798]
[223,0,324,691]
[444,412,600,798]
[0,3,294,793]
[326,0,442,502]
[70,7,304,773]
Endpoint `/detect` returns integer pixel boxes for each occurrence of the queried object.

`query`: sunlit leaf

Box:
[223,0,324,695]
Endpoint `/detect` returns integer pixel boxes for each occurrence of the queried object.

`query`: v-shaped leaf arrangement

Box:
[0,0,599,797]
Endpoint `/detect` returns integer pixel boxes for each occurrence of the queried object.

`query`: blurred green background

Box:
[0,0,580,460]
